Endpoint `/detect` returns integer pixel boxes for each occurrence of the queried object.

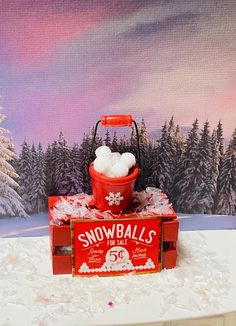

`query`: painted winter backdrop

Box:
[1,0,236,219]
[1,105,236,217]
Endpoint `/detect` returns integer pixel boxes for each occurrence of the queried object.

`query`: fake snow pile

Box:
[50,187,174,224]
[50,194,92,223]
[0,232,232,324]
[93,146,136,177]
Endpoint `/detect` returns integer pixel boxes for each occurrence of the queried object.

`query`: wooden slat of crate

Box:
[48,196,179,275]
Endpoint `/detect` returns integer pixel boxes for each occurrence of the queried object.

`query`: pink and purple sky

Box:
[0,0,236,151]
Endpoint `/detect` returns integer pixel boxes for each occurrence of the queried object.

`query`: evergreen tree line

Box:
[148,118,236,215]
[14,118,236,216]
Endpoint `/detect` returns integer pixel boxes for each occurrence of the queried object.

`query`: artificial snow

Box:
[93,156,112,175]
[120,152,136,169]
[109,161,129,178]
[111,152,121,165]
[0,231,234,325]
[95,145,111,157]
[49,188,174,225]
[93,146,136,178]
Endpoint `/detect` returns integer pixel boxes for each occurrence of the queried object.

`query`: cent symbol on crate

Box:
[105,192,124,206]
[105,246,129,268]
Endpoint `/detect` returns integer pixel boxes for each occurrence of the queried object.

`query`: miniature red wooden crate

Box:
[48,194,179,275]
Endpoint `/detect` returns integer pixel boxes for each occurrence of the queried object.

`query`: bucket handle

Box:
[89,115,141,169]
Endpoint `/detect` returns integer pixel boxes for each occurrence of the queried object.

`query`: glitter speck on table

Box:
[107,301,113,308]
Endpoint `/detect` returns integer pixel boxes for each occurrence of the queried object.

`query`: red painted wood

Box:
[101,115,133,127]
[48,195,179,275]
[163,219,179,242]
[51,225,71,248]
[89,163,139,213]
[52,255,72,275]
[162,250,177,269]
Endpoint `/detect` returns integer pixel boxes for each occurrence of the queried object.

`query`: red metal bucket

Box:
[89,114,141,213]
[89,163,139,213]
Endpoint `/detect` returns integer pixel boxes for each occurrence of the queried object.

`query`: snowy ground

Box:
[178,213,236,230]
[1,212,236,238]
[0,213,49,238]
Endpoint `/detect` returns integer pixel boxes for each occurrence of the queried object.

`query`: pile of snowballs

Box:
[93,145,136,178]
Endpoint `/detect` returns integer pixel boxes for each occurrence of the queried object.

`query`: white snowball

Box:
[95,145,111,157]
[111,152,121,165]
[105,169,115,178]
[93,156,112,175]
[120,152,136,169]
[110,162,129,178]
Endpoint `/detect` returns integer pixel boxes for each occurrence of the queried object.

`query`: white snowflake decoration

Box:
[105,192,124,206]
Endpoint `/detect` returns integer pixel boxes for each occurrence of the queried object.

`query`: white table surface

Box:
[0,230,236,326]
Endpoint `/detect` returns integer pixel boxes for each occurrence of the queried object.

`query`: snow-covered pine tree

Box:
[129,125,137,156]
[28,143,47,213]
[149,118,178,195]
[119,135,130,153]
[80,126,102,194]
[30,143,47,212]
[36,143,47,211]
[45,144,55,196]
[172,119,199,212]
[145,139,159,188]
[7,140,18,171]
[193,121,216,213]
[104,130,112,148]
[216,129,236,215]
[79,132,92,194]
[18,140,34,214]
[169,125,186,204]
[111,131,119,152]
[167,117,185,164]
[0,109,27,217]
[215,121,225,206]
[148,122,166,189]
[166,117,181,195]
[45,140,58,196]
[54,132,73,195]
[211,130,221,213]
[140,118,148,148]
[216,120,224,156]
[168,116,174,133]
[29,143,38,212]
[148,122,169,193]
[136,118,150,190]
[91,126,102,153]
[175,121,214,213]
[68,144,83,195]
[174,125,186,163]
